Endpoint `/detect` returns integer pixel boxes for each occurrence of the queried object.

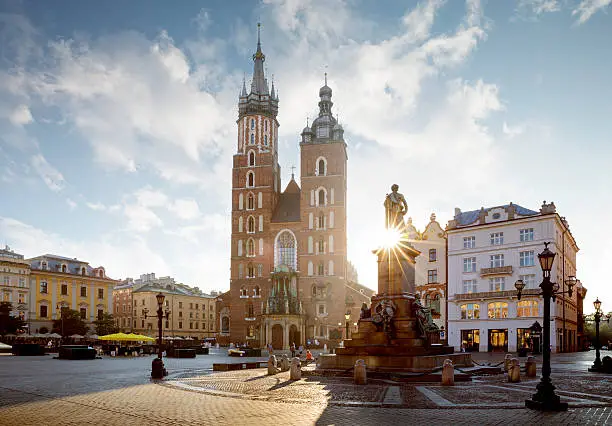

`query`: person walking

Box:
[290,342,296,358]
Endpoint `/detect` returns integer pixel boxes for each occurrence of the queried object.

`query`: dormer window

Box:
[317,126,329,138]
[41,261,47,270]
[98,270,104,278]
[61,264,67,273]
[81,267,87,276]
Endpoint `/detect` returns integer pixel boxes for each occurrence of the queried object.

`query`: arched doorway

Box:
[272,324,283,350]
[289,324,300,347]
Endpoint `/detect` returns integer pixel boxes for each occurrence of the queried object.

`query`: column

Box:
[29,277,36,321]
[71,280,77,309]
[284,320,289,350]
[51,278,57,319]
[90,281,95,321]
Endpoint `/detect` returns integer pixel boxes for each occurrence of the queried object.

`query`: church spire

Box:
[251,23,268,95]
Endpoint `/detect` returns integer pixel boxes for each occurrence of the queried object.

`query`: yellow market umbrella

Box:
[98,332,132,341]
[125,333,156,342]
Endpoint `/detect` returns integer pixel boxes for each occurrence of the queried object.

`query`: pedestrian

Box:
[290,342,296,358]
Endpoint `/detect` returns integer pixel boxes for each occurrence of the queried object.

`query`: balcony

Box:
[454,288,540,301]
[480,265,513,276]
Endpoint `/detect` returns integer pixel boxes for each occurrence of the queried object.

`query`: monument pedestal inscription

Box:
[318,184,472,373]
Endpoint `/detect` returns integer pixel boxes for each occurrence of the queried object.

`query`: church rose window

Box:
[275,231,296,271]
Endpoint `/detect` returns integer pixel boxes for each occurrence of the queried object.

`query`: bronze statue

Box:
[384,184,408,231]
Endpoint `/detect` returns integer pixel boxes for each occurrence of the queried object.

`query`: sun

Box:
[382,228,402,249]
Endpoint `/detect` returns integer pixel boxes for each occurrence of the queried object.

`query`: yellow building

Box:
[0,246,31,324]
[28,254,118,333]
[131,283,217,340]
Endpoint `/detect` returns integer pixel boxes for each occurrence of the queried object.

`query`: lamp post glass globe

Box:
[156,292,165,307]
[594,298,601,313]
[537,242,556,275]
[514,279,525,300]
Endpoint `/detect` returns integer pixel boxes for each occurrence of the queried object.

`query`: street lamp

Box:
[56,304,65,345]
[344,311,351,340]
[144,292,170,379]
[514,242,574,412]
[588,298,611,372]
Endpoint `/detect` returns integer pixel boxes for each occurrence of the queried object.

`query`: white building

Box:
[405,214,447,331]
[446,201,584,353]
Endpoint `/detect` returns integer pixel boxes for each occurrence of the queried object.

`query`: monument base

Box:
[317,352,472,373]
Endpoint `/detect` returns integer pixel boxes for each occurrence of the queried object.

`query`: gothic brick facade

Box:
[217,29,370,349]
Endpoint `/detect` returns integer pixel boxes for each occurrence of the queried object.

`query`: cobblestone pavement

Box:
[1,350,611,425]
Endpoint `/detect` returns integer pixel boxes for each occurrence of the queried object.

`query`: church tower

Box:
[228,25,280,344]
[299,76,348,340]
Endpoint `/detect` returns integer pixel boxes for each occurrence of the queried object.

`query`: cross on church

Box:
[290,165,296,179]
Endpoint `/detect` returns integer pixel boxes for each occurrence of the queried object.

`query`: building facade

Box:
[446,201,584,353]
[405,214,447,331]
[0,246,31,325]
[131,282,217,340]
[27,254,117,333]
[217,29,370,349]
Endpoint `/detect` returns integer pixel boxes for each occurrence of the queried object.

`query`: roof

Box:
[455,204,538,227]
[271,179,301,223]
[133,284,194,297]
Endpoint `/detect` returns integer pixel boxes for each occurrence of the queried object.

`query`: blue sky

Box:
[0,0,611,313]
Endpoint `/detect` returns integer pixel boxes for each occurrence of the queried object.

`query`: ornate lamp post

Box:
[144,292,171,379]
[344,311,351,340]
[515,242,574,411]
[588,298,611,372]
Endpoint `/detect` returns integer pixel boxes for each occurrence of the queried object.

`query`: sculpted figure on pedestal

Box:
[384,184,408,231]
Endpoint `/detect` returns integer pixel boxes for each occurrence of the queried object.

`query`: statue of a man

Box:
[384,184,408,231]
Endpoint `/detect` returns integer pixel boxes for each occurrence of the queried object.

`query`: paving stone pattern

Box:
[1,351,612,425]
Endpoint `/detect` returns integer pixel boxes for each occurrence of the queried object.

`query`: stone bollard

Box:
[267,355,279,375]
[508,358,521,383]
[525,356,537,377]
[504,354,512,372]
[290,357,301,380]
[280,355,290,372]
[354,359,367,385]
[441,359,454,386]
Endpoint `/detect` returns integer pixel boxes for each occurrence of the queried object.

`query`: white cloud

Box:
[30,154,65,192]
[573,0,612,24]
[86,202,106,211]
[168,198,202,220]
[517,0,561,15]
[502,121,526,139]
[66,198,77,210]
[9,104,33,126]
[134,186,168,208]
[123,204,163,233]
[0,216,169,281]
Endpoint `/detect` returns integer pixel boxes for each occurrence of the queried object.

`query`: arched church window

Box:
[247,216,255,233]
[275,230,297,271]
[247,193,255,210]
[247,263,255,278]
[318,212,325,229]
[221,317,230,333]
[248,151,255,166]
[264,135,268,145]
[246,239,255,257]
[318,189,325,206]
[246,171,254,188]
[250,133,254,145]
[318,262,324,276]
[250,119,255,130]
[317,158,326,176]
[318,238,325,254]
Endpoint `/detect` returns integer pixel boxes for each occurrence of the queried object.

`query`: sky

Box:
[0,0,611,314]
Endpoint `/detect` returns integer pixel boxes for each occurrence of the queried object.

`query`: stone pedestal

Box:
[526,356,537,377]
[267,355,279,375]
[441,359,454,386]
[290,358,301,380]
[508,358,521,383]
[318,240,471,373]
[354,359,367,385]
[504,354,512,372]
[279,355,290,372]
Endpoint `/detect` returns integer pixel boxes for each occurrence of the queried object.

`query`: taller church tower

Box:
[228,25,280,342]
[299,76,348,339]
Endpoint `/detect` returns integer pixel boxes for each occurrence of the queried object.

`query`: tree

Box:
[52,309,88,336]
[93,313,118,336]
[0,302,25,335]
